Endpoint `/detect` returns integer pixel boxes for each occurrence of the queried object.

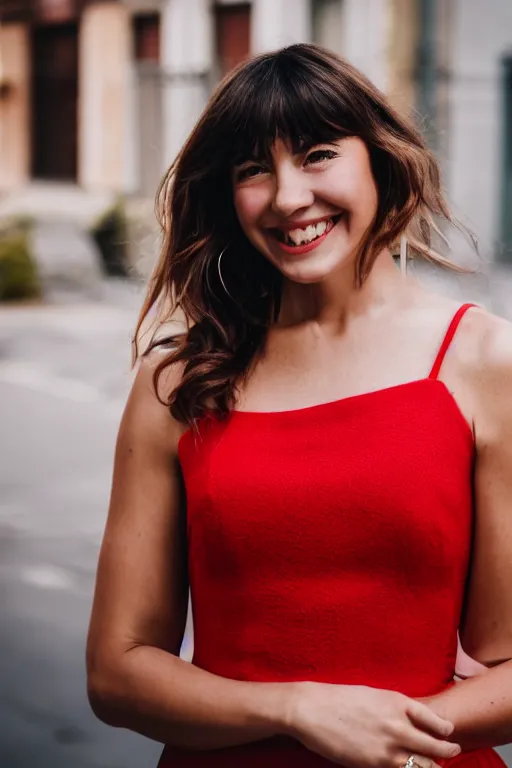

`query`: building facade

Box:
[0,0,510,258]
[0,0,133,192]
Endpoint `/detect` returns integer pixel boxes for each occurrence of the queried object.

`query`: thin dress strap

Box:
[428,303,476,380]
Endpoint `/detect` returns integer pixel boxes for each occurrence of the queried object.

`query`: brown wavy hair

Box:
[134,43,462,430]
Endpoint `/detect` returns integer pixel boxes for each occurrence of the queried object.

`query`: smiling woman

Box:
[87,44,512,768]
[232,137,378,282]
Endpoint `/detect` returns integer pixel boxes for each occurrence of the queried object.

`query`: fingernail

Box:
[451,745,462,756]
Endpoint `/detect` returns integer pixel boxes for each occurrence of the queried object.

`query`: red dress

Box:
[159,304,506,768]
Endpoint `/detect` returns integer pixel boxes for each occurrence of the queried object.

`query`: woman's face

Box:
[232,136,379,284]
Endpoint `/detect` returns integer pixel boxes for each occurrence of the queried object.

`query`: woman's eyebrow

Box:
[233,153,266,166]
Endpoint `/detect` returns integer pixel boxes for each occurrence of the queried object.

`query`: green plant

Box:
[0,231,41,302]
[90,200,129,277]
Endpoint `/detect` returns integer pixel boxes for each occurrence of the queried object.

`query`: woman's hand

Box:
[284,682,461,767]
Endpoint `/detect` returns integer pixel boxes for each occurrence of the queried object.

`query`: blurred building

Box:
[0,0,510,258]
[0,0,132,193]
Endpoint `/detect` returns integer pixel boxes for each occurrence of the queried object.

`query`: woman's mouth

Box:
[269,214,343,255]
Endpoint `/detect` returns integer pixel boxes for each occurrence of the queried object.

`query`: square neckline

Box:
[178,378,474,455]
[178,304,476,450]
[231,377,473,439]
[232,377,434,416]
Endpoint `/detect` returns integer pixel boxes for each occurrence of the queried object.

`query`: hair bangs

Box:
[224,54,357,167]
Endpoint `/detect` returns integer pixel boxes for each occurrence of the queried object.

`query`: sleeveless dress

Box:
[158,304,506,768]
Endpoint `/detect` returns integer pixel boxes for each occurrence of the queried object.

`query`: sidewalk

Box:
[0,278,143,423]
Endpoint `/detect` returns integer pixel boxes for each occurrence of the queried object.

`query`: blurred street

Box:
[0,281,161,767]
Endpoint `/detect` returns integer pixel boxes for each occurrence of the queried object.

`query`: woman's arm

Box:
[86,356,294,749]
[455,635,487,680]
[420,311,512,750]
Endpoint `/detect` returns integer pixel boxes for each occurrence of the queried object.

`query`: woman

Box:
[86,45,512,768]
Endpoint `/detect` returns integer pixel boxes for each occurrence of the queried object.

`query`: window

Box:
[133,12,160,63]
[215,3,251,77]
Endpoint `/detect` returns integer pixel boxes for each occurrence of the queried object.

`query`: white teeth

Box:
[285,218,331,245]
[288,228,305,245]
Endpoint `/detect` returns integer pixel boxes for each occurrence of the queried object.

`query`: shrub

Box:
[90,201,129,277]
[0,230,41,302]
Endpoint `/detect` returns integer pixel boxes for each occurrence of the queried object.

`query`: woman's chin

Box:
[277,251,354,285]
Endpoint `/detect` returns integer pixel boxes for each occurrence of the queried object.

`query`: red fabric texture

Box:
[159,304,504,767]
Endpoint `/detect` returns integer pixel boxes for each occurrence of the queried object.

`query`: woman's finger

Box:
[396,753,442,768]
[405,730,461,761]
[406,701,455,737]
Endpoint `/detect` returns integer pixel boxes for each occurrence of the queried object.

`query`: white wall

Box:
[251,0,310,53]
[311,0,345,56]
[341,0,390,93]
[160,0,213,166]
[79,2,133,192]
[447,0,512,258]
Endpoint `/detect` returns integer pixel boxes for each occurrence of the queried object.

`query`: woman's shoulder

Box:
[416,290,512,372]
[139,318,187,399]
[138,347,184,397]
[123,346,188,456]
[444,301,512,443]
[449,302,512,379]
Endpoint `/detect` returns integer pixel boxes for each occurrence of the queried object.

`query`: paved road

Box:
[0,286,162,767]
[0,278,511,767]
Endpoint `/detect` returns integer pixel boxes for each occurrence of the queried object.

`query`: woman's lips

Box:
[270,214,343,256]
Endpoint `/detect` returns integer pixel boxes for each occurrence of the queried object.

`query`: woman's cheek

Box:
[234,186,270,229]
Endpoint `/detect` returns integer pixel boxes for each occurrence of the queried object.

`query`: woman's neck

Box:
[277,249,410,331]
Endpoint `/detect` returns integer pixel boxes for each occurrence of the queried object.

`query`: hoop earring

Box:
[217,247,236,302]
[400,235,408,279]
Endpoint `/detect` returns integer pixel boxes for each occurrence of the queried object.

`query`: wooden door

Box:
[133,12,160,63]
[215,3,251,77]
[32,23,78,180]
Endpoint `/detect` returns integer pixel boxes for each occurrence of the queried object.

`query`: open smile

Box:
[268,214,343,254]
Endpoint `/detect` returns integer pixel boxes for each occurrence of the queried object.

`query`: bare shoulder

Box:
[450,305,512,443]
[122,350,188,457]
[453,305,512,382]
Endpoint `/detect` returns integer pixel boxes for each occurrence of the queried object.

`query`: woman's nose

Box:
[271,169,314,218]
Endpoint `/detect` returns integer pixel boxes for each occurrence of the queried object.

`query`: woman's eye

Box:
[236,164,266,181]
[305,149,338,165]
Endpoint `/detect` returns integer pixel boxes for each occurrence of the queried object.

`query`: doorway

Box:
[215,3,251,78]
[32,23,78,180]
